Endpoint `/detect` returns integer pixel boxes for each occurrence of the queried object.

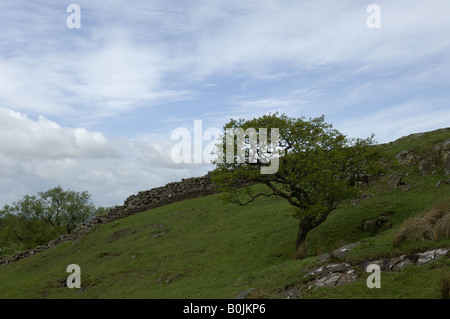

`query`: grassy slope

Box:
[0,129,449,299]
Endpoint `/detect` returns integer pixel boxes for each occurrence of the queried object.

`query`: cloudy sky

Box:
[0,1,449,207]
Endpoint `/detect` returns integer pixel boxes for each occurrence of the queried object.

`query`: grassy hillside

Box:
[0,129,449,299]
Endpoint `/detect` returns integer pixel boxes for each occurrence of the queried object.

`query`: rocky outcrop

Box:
[387,174,410,190]
[394,138,450,175]
[303,245,449,290]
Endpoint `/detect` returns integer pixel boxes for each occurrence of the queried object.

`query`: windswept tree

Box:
[212,113,384,259]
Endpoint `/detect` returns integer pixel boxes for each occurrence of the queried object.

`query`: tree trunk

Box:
[294,219,313,260]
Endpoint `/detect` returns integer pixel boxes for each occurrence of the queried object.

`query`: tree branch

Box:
[232,189,274,206]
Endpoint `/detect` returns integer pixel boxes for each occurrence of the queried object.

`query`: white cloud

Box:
[335,101,450,144]
[0,107,212,207]
[0,107,114,159]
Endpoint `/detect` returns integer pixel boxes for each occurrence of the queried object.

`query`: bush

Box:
[393,198,450,247]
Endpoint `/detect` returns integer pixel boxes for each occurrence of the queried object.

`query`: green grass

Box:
[0,128,449,299]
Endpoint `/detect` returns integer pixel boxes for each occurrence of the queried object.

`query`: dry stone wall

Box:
[103,172,218,222]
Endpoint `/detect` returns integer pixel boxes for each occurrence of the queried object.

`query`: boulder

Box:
[360,216,391,233]
[417,248,449,265]
[387,175,404,189]
[331,242,361,259]
[389,255,414,271]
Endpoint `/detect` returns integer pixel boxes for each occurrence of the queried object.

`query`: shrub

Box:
[393,198,450,247]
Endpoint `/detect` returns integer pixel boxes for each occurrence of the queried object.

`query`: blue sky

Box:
[0,1,450,207]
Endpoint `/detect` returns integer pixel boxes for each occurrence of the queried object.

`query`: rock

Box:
[282,286,302,299]
[417,251,435,265]
[444,152,450,170]
[316,253,330,264]
[442,139,450,152]
[396,150,410,159]
[316,273,342,287]
[234,288,254,299]
[165,274,179,284]
[331,242,361,259]
[387,175,407,189]
[335,270,359,286]
[395,151,420,166]
[326,263,352,273]
[304,266,325,278]
[417,248,449,265]
[304,262,352,279]
[314,268,358,288]
[432,144,442,153]
[389,255,414,271]
[418,159,433,173]
[360,216,391,233]
[436,179,450,187]
[434,248,449,260]
[351,193,374,206]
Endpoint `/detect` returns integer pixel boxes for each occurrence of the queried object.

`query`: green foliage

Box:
[212,113,386,257]
[214,113,384,216]
[0,186,97,257]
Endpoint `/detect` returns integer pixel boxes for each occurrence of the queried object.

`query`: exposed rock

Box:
[436,179,450,187]
[417,251,436,265]
[233,288,254,299]
[417,248,449,265]
[360,216,392,233]
[306,262,358,288]
[316,253,330,264]
[304,262,352,279]
[165,274,179,284]
[316,273,342,287]
[395,150,419,166]
[351,193,374,206]
[153,230,168,238]
[444,152,450,170]
[282,286,302,299]
[442,139,450,152]
[387,175,408,190]
[418,159,433,173]
[331,242,361,259]
[389,255,414,271]
[303,247,449,290]
[435,248,449,260]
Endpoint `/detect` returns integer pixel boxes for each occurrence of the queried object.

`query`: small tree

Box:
[0,186,96,252]
[212,113,384,259]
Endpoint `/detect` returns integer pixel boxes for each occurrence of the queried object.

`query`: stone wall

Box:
[100,172,218,223]
[0,172,219,266]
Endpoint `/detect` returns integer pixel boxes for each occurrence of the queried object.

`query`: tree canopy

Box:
[212,113,384,259]
[0,186,98,257]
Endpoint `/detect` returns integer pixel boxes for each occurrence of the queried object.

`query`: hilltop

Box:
[0,127,449,299]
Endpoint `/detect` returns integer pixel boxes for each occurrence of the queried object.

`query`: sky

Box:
[0,1,449,207]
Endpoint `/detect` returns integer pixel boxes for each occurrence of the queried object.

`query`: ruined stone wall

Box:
[104,172,217,221]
